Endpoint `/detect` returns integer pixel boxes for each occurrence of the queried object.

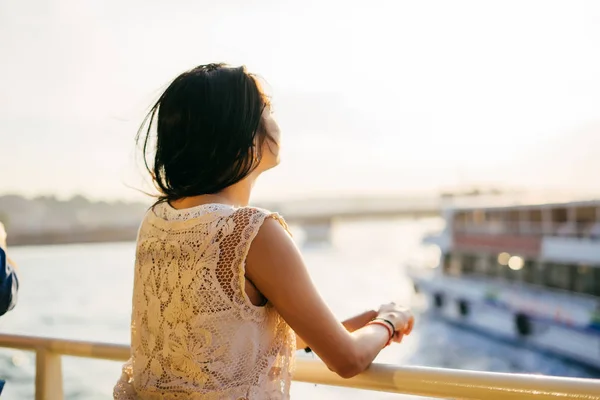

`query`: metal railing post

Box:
[35,349,64,400]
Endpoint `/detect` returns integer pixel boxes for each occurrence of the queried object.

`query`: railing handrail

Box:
[1,333,600,400]
[0,333,129,361]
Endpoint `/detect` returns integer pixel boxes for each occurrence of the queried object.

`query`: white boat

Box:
[409,199,600,370]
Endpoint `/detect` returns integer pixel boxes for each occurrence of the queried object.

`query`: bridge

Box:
[261,196,442,223]
[256,196,443,242]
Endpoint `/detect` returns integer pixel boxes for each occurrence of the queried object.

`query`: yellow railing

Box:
[1,334,600,400]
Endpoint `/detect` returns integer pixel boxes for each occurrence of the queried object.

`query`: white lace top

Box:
[113,202,296,399]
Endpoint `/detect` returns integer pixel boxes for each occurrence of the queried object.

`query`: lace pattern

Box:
[114,203,295,399]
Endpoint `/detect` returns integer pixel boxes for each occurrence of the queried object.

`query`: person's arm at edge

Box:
[5,254,18,273]
[0,247,19,316]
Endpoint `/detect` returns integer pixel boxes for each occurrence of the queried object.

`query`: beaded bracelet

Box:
[366,319,395,346]
[304,317,397,353]
[373,317,396,333]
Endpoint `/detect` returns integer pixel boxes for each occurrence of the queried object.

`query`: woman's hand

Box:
[376,303,414,343]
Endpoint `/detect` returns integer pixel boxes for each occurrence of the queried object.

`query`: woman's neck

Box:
[170,175,256,210]
[217,177,254,207]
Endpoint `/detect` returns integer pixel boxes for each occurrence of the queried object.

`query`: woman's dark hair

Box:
[138,63,272,202]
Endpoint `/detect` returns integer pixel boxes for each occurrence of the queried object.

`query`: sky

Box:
[1,0,600,201]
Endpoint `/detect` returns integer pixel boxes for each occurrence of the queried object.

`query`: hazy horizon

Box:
[2,0,600,202]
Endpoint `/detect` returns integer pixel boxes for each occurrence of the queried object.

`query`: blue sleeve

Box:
[0,248,18,316]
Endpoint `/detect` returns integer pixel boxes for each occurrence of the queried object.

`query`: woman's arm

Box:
[341,309,379,331]
[246,218,412,379]
[296,309,378,350]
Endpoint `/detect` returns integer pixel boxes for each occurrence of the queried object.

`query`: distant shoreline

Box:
[7,226,140,247]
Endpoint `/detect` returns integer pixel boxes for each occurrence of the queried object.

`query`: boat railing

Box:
[0,333,599,400]
[443,274,600,305]
[457,221,600,239]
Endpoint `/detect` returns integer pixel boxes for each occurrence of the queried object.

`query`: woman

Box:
[114,63,414,399]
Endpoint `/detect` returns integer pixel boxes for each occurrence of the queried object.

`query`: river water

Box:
[0,218,595,399]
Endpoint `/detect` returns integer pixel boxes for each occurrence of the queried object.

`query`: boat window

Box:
[574,265,600,296]
[594,267,600,296]
[528,209,543,235]
[487,211,505,235]
[506,210,520,235]
[443,253,462,276]
[454,213,467,233]
[589,222,600,240]
[551,208,569,236]
[544,263,574,291]
[576,206,597,238]
[503,262,520,282]
[486,254,502,278]
[522,259,538,285]
[462,254,476,274]
[443,254,451,274]
[473,255,489,276]
[447,254,462,277]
